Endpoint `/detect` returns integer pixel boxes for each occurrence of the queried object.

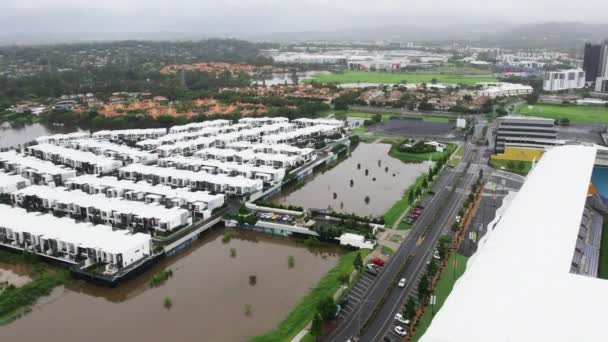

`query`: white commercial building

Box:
[64,175,224,217]
[495,116,564,153]
[66,139,158,165]
[0,171,30,193]
[12,185,192,233]
[119,163,263,196]
[27,144,122,174]
[543,69,586,92]
[0,150,77,185]
[420,145,607,342]
[476,82,534,98]
[92,128,167,142]
[0,204,151,271]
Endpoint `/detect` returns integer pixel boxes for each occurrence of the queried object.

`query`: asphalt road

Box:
[327,144,486,342]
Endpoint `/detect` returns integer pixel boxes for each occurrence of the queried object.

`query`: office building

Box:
[495,116,564,153]
[542,69,586,92]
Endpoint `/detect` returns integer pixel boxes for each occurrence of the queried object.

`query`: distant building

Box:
[542,69,585,92]
[584,43,602,82]
[495,116,563,153]
[595,76,608,93]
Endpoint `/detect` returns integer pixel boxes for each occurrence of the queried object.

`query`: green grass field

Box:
[515,103,608,124]
[489,159,532,176]
[250,249,370,342]
[599,220,608,279]
[411,253,469,342]
[389,143,456,163]
[310,71,496,86]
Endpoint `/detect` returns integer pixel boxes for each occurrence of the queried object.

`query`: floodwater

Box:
[0,263,32,287]
[0,227,342,342]
[0,123,86,148]
[275,143,432,216]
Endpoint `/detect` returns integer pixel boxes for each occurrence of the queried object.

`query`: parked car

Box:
[394,326,408,336]
[367,263,381,271]
[411,213,420,219]
[383,336,395,342]
[335,304,342,318]
[366,268,378,276]
[433,250,441,260]
[398,278,407,288]
[395,313,410,325]
[371,258,385,267]
[271,214,279,220]
[339,297,350,307]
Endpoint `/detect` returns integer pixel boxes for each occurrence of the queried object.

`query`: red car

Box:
[411,213,420,219]
[371,258,385,267]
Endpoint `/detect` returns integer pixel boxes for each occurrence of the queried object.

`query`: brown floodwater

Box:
[274,143,432,216]
[0,226,342,342]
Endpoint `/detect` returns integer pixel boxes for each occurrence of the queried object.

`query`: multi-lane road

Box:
[327,144,487,342]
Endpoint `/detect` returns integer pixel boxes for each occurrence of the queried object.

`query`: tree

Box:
[316,296,336,321]
[438,235,451,260]
[334,97,349,111]
[422,177,429,189]
[431,78,438,84]
[462,94,473,102]
[353,252,363,272]
[338,272,350,286]
[404,297,417,321]
[372,113,382,123]
[310,313,323,340]
[418,274,431,304]
[408,190,415,204]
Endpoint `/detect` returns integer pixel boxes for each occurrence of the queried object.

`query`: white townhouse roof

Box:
[0,204,150,256]
[158,156,284,177]
[35,132,90,144]
[293,118,344,127]
[68,139,157,163]
[65,175,224,205]
[28,144,123,170]
[168,119,231,133]
[0,150,76,176]
[420,145,606,342]
[261,125,338,144]
[119,163,263,190]
[13,185,191,223]
[238,117,289,125]
[92,128,167,139]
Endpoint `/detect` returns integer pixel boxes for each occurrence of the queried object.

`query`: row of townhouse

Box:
[66,139,158,165]
[118,163,263,197]
[194,147,301,168]
[0,204,151,272]
[238,116,289,127]
[261,125,342,145]
[0,171,31,194]
[0,150,77,185]
[92,128,167,142]
[292,118,344,128]
[27,144,123,175]
[213,123,296,147]
[35,132,90,145]
[226,142,317,162]
[137,125,246,151]
[168,119,231,134]
[12,185,192,233]
[157,136,216,158]
[157,156,285,185]
[64,175,225,218]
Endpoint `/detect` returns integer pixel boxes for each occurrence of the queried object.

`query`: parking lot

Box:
[256,211,296,223]
[372,118,460,139]
[336,264,381,321]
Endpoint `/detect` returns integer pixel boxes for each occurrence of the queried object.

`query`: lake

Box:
[274,143,431,216]
[0,227,342,342]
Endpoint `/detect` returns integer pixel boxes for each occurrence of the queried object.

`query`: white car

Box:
[433,250,441,260]
[398,278,407,288]
[394,326,408,336]
[394,313,410,325]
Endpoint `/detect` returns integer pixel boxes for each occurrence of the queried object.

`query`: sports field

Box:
[515,103,608,124]
[310,70,496,86]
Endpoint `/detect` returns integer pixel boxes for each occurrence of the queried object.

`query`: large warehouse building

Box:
[420,145,608,342]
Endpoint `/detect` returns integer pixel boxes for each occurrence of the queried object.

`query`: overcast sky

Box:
[0,0,606,38]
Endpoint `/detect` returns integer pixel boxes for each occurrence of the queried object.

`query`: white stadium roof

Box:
[421,145,605,342]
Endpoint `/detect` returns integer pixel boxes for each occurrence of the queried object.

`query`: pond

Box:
[0,123,86,149]
[274,143,432,216]
[0,227,342,342]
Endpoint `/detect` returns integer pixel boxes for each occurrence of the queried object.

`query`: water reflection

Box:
[0,123,87,148]
[275,143,432,216]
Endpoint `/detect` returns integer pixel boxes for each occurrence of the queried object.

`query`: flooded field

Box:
[0,227,342,342]
[0,123,86,148]
[274,143,431,216]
